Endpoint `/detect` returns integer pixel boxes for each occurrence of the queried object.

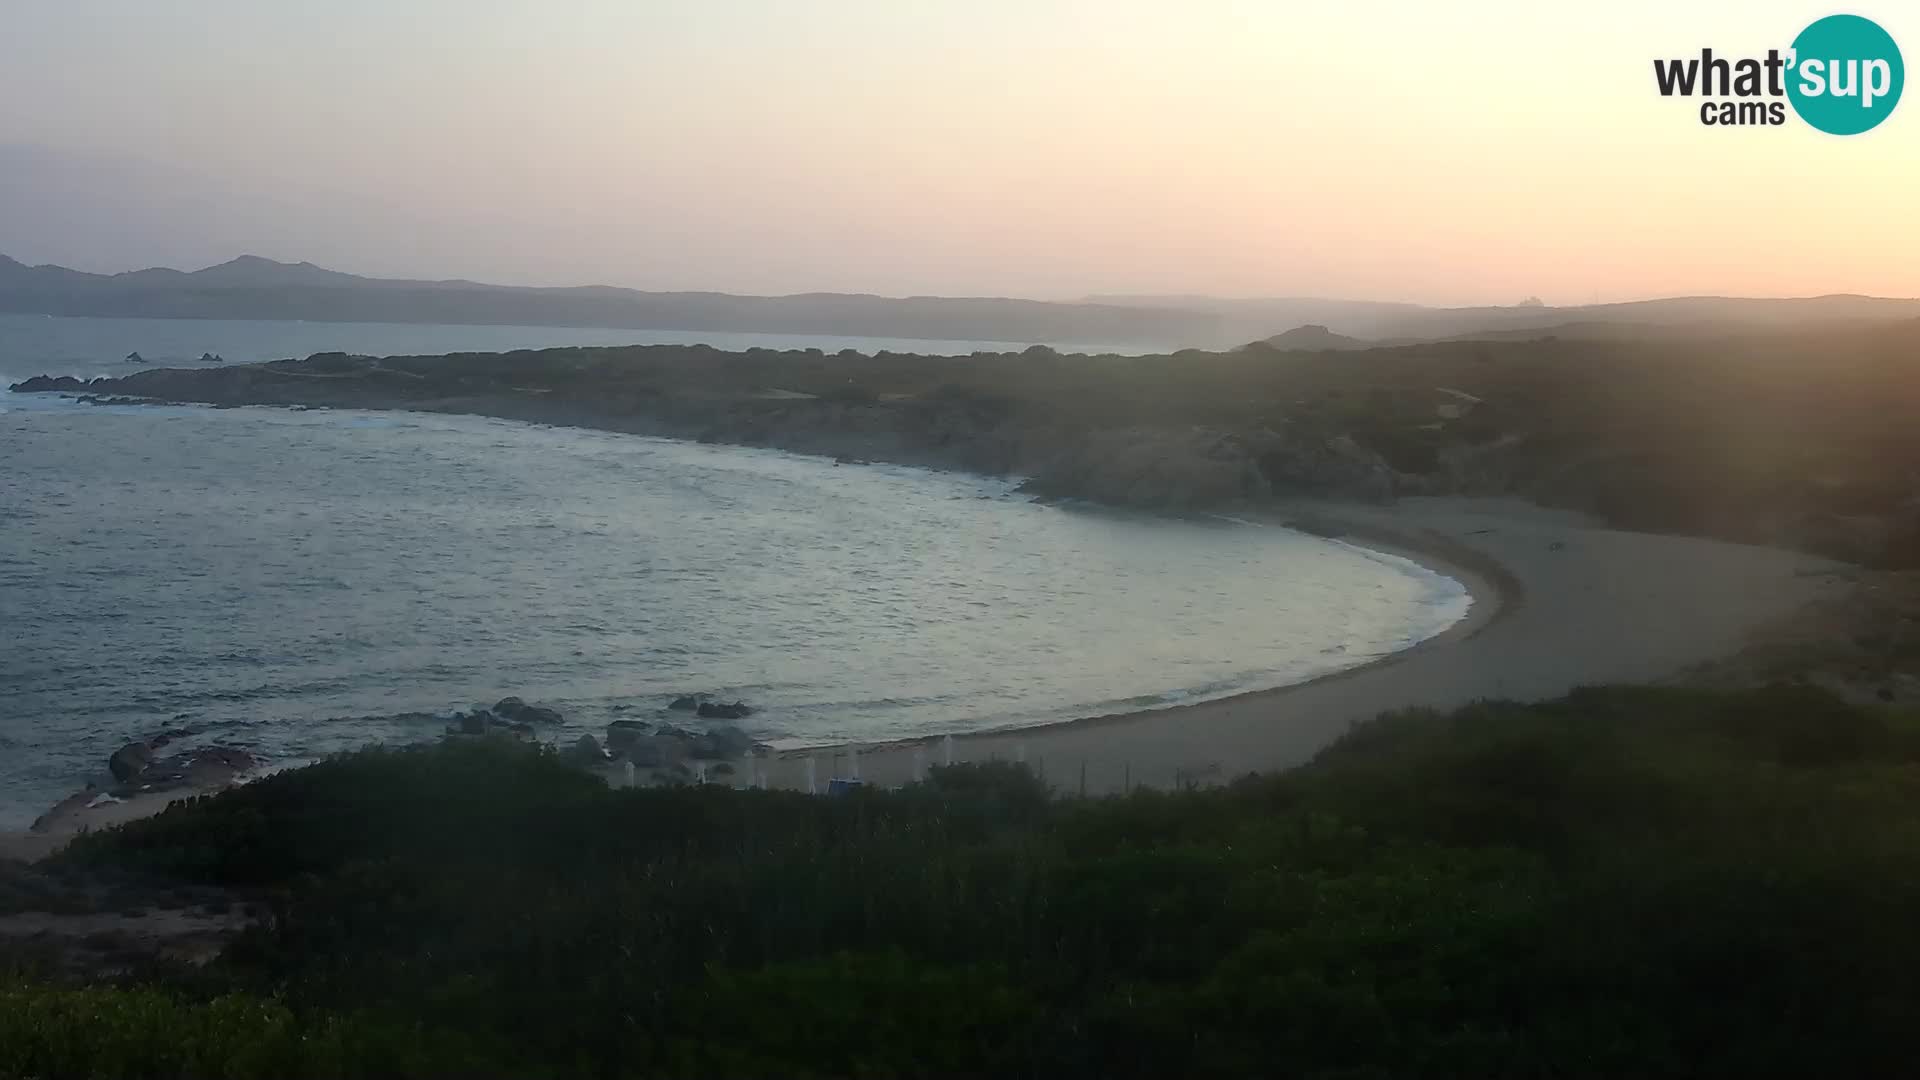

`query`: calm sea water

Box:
[0,315,1467,826]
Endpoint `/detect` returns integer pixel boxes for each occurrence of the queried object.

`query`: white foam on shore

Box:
[1327,538,1476,646]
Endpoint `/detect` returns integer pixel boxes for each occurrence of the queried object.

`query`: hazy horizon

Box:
[10,249,1920,309]
[4,1,1916,305]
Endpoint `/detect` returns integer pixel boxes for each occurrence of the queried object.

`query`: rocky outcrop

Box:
[669,695,753,719]
[605,719,650,752]
[444,708,536,741]
[108,742,152,783]
[493,697,563,725]
[138,746,257,792]
[1259,433,1398,502]
[104,739,256,795]
[689,725,755,759]
[30,330,1920,567]
[598,722,759,770]
[1019,427,1274,509]
[8,374,88,393]
[561,734,604,766]
[617,732,678,768]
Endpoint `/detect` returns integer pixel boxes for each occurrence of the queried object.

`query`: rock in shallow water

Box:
[689,725,754,760]
[108,742,152,783]
[562,734,605,765]
[605,719,650,751]
[444,708,536,741]
[494,697,563,725]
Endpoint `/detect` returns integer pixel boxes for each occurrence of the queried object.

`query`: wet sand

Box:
[0,787,224,862]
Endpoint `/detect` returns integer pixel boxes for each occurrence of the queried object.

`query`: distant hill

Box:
[1241,324,1371,351]
[1091,292,1920,346]
[0,253,1220,349]
[7,252,1919,349]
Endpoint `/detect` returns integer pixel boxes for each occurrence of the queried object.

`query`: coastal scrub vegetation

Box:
[11,683,1920,1076]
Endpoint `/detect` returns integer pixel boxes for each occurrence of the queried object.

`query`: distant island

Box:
[5,252,1919,348]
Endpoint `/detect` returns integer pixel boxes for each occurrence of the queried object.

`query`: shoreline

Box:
[853,510,1510,750]
[2,504,1495,857]
[2,388,1851,847]
[3,495,1841,854]
[747,495,1843,795]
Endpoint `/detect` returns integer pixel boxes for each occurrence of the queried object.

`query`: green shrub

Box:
[0,984,507,1079]
[40,686,1920,1076]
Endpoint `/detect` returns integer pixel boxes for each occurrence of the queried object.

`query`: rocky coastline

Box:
[23,690,777,846]
[444,695,765,782]
[8,350,1405,513]
[16,325,1920,567]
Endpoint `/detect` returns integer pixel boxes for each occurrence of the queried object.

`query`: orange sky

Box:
[1,1,1914,303]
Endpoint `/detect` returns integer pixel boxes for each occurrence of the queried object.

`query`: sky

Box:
[1,1,1915,305]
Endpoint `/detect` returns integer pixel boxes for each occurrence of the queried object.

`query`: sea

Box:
[0,313,1470,826]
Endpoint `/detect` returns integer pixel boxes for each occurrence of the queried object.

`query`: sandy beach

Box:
[0,787,224,862]
[749,495,1847,795]
[2,495,1846,858]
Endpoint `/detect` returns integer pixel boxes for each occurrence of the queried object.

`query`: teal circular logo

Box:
[1788,14,1904,134]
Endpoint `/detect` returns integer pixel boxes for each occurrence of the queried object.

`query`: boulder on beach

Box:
[620,735,667,767]
[605,719,650,751]
[562,734,605,766]
[688,725,754,761]
[608,722,757,766]
[696,700,754,720]
[494,697,563,725]
[170,746,257,789]
[108,742,152,783]
[444,708,538,741]
[104,742,258,795]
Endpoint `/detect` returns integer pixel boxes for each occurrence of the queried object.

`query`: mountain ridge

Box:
[6,253,1920,348]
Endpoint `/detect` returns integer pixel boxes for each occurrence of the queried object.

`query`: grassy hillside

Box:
[8,684,1920,1076]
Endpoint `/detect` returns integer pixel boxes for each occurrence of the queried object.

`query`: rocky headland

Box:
[16,321,1920,566]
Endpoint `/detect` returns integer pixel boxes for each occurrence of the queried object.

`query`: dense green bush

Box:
[0,984,505,1079]
[29,685,1920,1076]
